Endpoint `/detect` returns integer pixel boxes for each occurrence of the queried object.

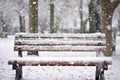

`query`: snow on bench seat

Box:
[8,57,112,66]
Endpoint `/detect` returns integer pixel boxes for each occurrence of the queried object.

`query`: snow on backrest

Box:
[14,33,106,52]
[15,33,105,38]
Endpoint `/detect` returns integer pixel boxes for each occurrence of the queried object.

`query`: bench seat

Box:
[8,57,112,66]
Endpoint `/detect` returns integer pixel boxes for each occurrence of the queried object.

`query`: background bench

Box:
[8,33,112,80]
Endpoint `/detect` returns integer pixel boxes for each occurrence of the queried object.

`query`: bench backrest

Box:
[14,33,106,53]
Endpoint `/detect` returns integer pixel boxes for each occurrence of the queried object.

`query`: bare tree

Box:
[0,13,7,38]
[88,0,96,33]
[28,0,38,55]
[100,0,120,56]
[79,0,83,33]
[29,0,38,33]
[50,0,55,33]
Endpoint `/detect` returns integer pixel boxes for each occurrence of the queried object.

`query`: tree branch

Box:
[111,0,120,12]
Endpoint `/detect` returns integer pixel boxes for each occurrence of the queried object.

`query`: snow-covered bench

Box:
[8,33,112,80]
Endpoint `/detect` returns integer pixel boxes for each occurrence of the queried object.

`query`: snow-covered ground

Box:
[0,35,120,80]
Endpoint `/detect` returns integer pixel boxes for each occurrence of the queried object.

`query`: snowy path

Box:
[0,36,120,80]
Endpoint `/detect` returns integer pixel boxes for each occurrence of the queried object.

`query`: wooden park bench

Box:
[8,32,112,80]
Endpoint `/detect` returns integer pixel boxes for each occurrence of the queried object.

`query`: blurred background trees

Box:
[0,0,120,35]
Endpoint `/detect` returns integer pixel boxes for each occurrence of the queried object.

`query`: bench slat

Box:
[15,40,106,46]
[14,45,106,51]
[8,57,112,66]
[15,33,106,39]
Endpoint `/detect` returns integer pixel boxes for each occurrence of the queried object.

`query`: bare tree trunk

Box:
[89,0,101,33]
[19,16,25,32]
[50,0,55,33]
[100,0,120,56]
[79,0,84,33]
[29,0,38,33]
[94,0,101,32]
[0,16,7,38]
[89,0,96,33]
[2,24,7,38]
[28,0,38,55]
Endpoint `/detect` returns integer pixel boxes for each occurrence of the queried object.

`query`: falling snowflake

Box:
[33,1,36,5]
[106,25,111,31]
[110,0,114,3]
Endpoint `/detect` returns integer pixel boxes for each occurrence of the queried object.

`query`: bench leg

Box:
[95,65,106,80]
[15,65,22,80]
